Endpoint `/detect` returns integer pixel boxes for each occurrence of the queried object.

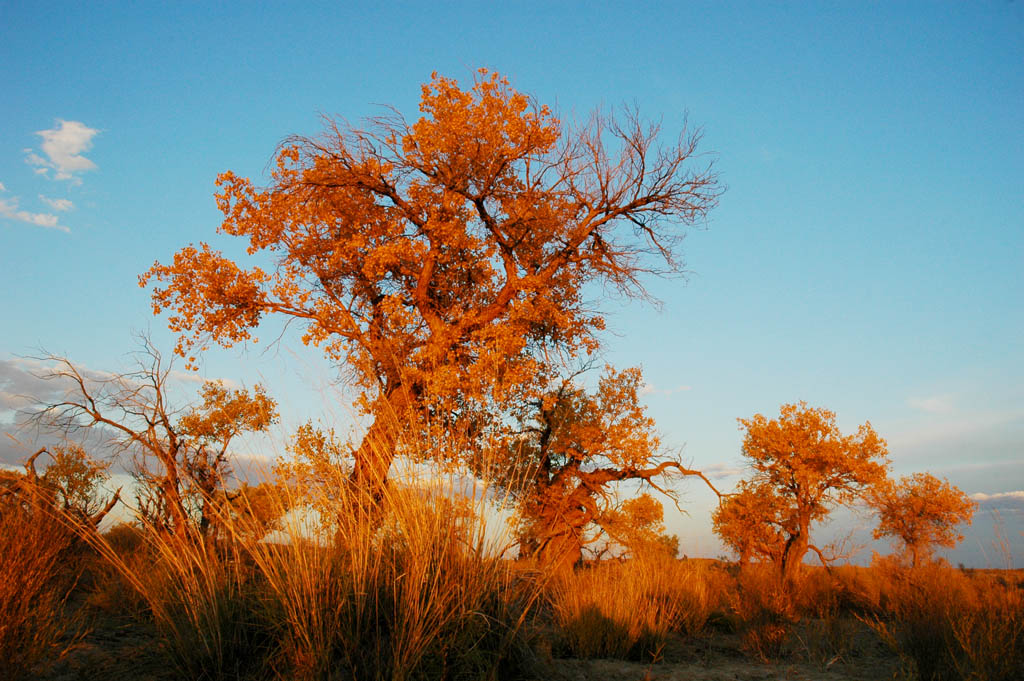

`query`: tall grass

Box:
[548,556,728,661]
[0,506,82,680]
[76,462,540,680]
[860,559,1024,681]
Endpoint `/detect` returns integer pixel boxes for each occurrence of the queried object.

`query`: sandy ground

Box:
[42,614,901,681]
[547,622,900,681]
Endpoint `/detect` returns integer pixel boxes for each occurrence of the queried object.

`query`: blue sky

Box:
[2,1,1021,565]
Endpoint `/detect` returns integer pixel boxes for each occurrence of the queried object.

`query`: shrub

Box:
[729,563,796,662]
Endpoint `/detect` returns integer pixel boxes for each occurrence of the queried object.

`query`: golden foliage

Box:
[868,472,977,566]
[718,402,890,582]
[140,69,721,493]
[711,480,786,566]
[504,365,707,570]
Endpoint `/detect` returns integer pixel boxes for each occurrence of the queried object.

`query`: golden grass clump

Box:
[548,555,729,661]
[861,558,1024,681]
[0,506,81,681]
[76,462,540,681]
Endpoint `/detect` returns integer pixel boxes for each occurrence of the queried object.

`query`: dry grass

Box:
[548,556,730,661]
[857,558,1024,681]
[6,456,1020,680]
[0,507,83,681]
[72,466,539,681]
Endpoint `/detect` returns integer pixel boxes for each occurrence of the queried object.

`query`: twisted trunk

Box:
[348,384,419,503]
[780,514,811,585]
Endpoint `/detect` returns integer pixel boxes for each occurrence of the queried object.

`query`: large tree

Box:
[867,472,976,567]
[727,402,889,583]
[141,70,721,499]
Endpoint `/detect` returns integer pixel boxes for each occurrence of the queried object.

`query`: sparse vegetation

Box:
[7,71,1019,681]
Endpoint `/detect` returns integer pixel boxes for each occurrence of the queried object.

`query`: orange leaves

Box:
[141,69,719,494]
[409,70,559,192]
[738,401,890,513]
[177,381,278,446]
[140,244,269,367]
[712,480,787,564]
[721,402,891,577]
[868,472,976,564]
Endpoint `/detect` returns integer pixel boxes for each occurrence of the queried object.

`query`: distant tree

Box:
[141,69,721,503]
[711,479,785,567]
[597,493,680,560]
[219,480,292,541]
[0,444,120,529]
[868,472,976,567]
[33,339,277,540]
[727,402,889,583]
[493,365,718,572]
[275,421,354,520]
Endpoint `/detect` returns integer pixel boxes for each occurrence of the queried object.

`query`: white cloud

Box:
[639,383,693,398]
[0,197,68,232]
[908,394,955,414]
[971,491,1024,511]
[39,195,73,212]
[0,181,6,191]
[168,370,240,390]
[26,120,99,182]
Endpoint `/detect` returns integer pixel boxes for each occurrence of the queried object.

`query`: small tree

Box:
[868,472,976,567]
[729,402,889,583]
[0,444,120,529]
[141,69,721,502]
[597,493,680,560]
[33,340,277,540]
[494,365,718,572]
[711,480,785,567]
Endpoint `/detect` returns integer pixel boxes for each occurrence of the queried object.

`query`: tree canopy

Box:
[141,69,721,498]
[494,365,718,571]
[719,402,889,582]
[711,479,785,567]
[868,472,976,567]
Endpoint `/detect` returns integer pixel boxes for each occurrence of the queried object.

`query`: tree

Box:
[496,365,719,572]
[140,69,721,501]
[33,340,277,540]
[0,444,120,529]
[727,402,889,583]
[868,472,976,567]
[597,493,680,561]
[711,479,785,567]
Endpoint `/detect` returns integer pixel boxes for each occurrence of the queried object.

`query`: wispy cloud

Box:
[640,382,692,398]
[0,181,6,191]
[168,370,240,390]
[0,197,67,232]
[908,394,955,414]
[702,462,746,480]
[38,195,73,212]
[25,120,99,182]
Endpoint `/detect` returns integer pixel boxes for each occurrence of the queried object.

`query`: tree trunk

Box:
[780,521,809,586]
[539,529,583,575]
[348,384,417,504]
